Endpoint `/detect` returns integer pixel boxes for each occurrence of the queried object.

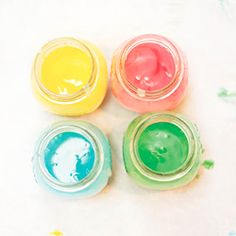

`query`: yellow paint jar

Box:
[32,37,108,116]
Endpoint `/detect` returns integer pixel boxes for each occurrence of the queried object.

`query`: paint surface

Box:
[124,43,175,91]
[44,132,95,184]
[137,122,189,174]
[41,46,93,95]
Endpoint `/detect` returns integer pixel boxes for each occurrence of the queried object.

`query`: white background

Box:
[0,0,236,235]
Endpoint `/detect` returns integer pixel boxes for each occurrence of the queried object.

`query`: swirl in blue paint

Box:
[44,132,95,184]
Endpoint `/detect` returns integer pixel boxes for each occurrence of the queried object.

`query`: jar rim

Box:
[34,121,104,193]
[114,34,186,101]
[33,37,98,103]
[127,112,201,182]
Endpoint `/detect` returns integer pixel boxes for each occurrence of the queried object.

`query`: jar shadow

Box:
[100,83,138,119]
[113,167,204,196]
[174,88,191,114]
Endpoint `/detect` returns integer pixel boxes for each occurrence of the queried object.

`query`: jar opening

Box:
[33,38,97,102]
[116,34,185,100]
[44,131,96,185]
[36,122,103,192]
[131,113,197,181]
[136,121,189,175]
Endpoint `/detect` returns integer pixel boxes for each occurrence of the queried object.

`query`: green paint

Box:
[218,88,236,103]
[218,88,236,97]
[203,160,214,170]
[137,122,189,174]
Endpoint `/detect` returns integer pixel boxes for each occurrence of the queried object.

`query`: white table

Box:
[0,0,236,235]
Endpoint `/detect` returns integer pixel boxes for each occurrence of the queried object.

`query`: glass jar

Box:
[32,37,108,116]
[123,113,203,190]
[111,34,188,113]
[33,121,112,198]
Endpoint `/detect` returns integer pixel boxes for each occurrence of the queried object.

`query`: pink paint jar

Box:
[111,34,188,112]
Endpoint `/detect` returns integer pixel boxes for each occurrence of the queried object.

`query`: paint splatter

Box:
[218,88,236,103]
[50,231,63,236]
[203,160,215,170]
[218,88,236,97]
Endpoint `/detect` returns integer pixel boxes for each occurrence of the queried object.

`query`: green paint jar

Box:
[123,113,204,190]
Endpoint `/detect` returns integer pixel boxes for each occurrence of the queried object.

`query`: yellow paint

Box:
[32,38,108,116]
[50,231,63,236]
[41,46,93,96]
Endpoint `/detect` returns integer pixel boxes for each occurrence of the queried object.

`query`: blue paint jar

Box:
[33,121,112,198]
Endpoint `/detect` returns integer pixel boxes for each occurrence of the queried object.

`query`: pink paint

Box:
[111,34,188,113]
[124,43,176,91]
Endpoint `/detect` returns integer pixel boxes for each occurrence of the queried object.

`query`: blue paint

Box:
[44,132,95,184]
[33,121,112,198]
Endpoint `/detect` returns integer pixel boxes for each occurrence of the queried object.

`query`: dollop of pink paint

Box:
[124,43,176,91]
[111,34,188,113]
